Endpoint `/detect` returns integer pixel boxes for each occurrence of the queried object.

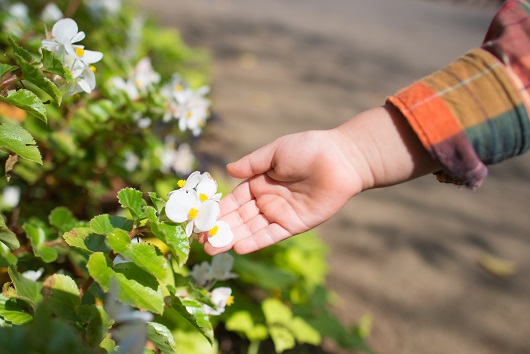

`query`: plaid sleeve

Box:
[387,0,530,190]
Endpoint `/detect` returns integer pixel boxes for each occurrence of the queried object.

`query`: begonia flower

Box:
[202,287,233,316]
[165,189,219,236]
[207,221,234,248]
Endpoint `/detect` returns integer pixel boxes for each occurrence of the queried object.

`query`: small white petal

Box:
[196,173,217,198]
[194,201,220,232]
[183,171,202,191]
[165,189,195,223]
[80,49,103,63]
[71,31,85,43]
[185,221,194,237]
[208,221,234,248]
[52,18,78,44]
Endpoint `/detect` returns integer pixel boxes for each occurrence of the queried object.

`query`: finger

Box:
[233,223,292,254]
[226,140,279,179]
[219,180,254,217]
[220,199,260,229]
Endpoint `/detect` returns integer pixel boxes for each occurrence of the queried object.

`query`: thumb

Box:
[226,140,279,179]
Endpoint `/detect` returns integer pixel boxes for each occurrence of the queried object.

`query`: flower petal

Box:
[52,18,78,43]
[196,172,217,198]
[183,171,201,190]
[194,200,220,232]
[71,31,85,43]
[185,221,194,237]
[165,189,195,223]
[208,221,234,248]
[80,49,103,64]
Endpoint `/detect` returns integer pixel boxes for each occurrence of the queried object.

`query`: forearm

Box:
[334,103,440,191]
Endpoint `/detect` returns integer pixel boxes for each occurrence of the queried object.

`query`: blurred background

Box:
[139,1,530,353]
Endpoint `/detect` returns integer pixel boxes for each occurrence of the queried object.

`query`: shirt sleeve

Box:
[386,0,530,190]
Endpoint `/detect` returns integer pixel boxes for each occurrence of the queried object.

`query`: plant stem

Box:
[0,72,22,93]
[248,341,260,354]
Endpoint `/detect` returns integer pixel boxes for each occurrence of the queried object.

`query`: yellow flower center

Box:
[186,111,192,119]
[175,84,183,91]
[199,193,208,202]
[209,225,218,236]
[135,79,142,88]
[177,180,186,188]
[188,208,199,220]
[226,296,234,307]
[90,65,96,72]
[75,47,85,57]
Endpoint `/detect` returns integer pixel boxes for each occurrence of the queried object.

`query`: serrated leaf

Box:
[109,216,134,232]
[0,295,32,325]
[169,295,214,344]
[0,63,17,79]
[148,192,166,214]
[42,274,80,321]
[0,120,42,163]
[147,322,178,354]
[4,266,43,310]
[269,326,296,353]
[262,298,292,325]
[0,215,20,250]
[289,317,321,346]
[41,49,72,81]
[146,207,189,267]
[49,207,78,234]
[63,227,110,254]
[87,252,164,314]
[108,230,168,281]
[90,214,114,235]
[117,188,146,220]
[23,223,57,263]
[16,55,62,105]
[0,89,46,123]
[7,36,34,64]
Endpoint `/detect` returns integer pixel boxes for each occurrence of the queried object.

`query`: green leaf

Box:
[41,49,73,81]
[42,274,80,321]
[109,216,134,232]
[118,188,147,220]
[289,317,321,346]
[49,207,78,234]
[262,298,292,325]
[63,227,110,254]
[0,242,17,267]
[146,207,189,267]
[78,304,113,347]
[0,89,46,123]
[87,252,164,314]
[108,230,169,281]
[23,223,58,263]
[169,295,214,344]
[90,214,114,235]
[226,311,269,342]
[7,36,34,64]
[15,54,62,105]
[0,63,17,79]
[0,120,42,163]
[269,326,296,353]
[147,322,178,354]
[0,294,32,325]
[4,266,43,310]
[0,215,20,250]
[148,192,166,214]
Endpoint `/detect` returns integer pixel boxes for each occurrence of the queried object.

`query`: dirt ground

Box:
[139,1,530,353]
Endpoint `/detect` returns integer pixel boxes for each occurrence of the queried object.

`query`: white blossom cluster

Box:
[165,171,234,248]
[41,18,103,96]
[190,254,237,316]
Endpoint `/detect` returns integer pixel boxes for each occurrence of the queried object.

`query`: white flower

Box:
[195,172,222,202]
[110,58,159,101]
[22,268,44,281]
[2,186,20,208]
[210,254,237,281]
[190,261,213,288]
[173,171,202,192]
[41,3,63,22]
[207,221,234,249]
[3,3,29,38]
[42,18,86,58]
[165,189,219,237]
[123,151,140,172]
[202,287,233,316]
[86,0,122,16]
[172,143,195,175]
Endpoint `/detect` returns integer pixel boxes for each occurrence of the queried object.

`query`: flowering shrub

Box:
[0,1,371,353]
